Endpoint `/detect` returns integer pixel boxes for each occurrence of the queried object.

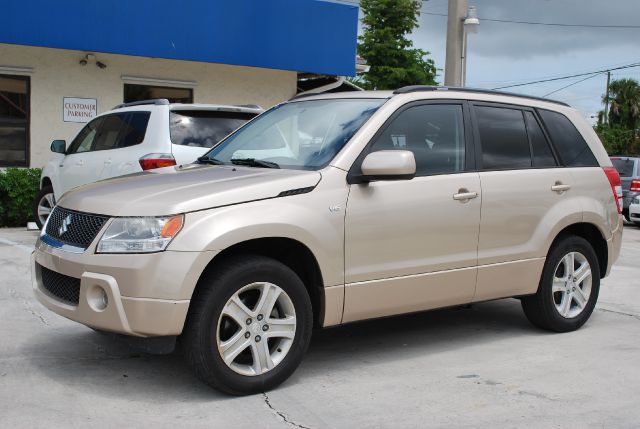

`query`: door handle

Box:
[453,189,478,201]
[75,160,84,166]
[551,182,571,193]
[104,159,112,165]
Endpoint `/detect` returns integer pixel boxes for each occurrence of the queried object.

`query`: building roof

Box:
[1,0,358,76]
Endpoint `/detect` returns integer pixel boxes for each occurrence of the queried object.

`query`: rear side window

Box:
[475,105,530,169]
[537,109,598,167]
[611,158,636,177]
[170,110,256,148]
[524,111,557,167]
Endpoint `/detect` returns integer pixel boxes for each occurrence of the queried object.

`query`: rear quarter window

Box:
[537,109,598,167]
[170,110,257,148]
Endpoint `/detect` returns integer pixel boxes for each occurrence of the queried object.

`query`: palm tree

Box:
[604,78,640,130]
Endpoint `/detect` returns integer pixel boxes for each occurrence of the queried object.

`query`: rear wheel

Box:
[33,186,55,229]
[522,235,600,332]
[183,255,312,395]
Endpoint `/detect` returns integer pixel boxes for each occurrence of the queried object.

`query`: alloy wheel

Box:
[552,251,592,319]
[216,282,296,376]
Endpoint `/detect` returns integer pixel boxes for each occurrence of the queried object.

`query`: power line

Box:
[542,73,604,98]
[420,12,640,29]
[491,62,640,90]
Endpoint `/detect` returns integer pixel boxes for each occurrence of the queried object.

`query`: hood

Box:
[57,164,322,216]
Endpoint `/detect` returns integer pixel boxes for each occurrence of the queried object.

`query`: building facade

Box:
[1,0,358,168]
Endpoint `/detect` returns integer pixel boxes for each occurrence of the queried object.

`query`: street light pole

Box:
[444,0,467,86]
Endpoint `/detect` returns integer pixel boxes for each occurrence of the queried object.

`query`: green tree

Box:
[357,0,437,90]
[596,78,640,155]
[605,78,640,130]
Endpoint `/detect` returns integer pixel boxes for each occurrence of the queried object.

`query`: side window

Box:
[370,104,466,176]
[537,109,598,167]
[524,111,557,167]
[67,117,102,154]
[475,105,530,170]
[117,112,151,148]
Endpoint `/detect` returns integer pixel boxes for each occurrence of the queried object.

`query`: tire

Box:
[33,186,55,229]
[182,255,313,395]
[521,235,600,333]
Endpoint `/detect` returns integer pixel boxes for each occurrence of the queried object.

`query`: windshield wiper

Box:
[196,155,225,165]
[230,158,280,169]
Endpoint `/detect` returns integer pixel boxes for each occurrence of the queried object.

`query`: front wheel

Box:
[183,255,312,395]
[522,235,600,332]
[32,186,55,229]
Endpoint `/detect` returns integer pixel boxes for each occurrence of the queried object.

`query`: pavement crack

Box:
[262,393,311,429]
[597,308,640,321]
[9,287,49,326]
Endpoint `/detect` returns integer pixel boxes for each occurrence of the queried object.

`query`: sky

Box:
[340,0,640,123]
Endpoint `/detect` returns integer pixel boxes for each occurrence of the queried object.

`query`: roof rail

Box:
[235,104,263,110]
[393,85,570,107]
[112,99,170,109]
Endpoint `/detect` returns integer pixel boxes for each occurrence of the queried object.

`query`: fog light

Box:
[87,286,108,311]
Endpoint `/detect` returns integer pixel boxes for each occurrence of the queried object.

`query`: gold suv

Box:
[32,87,623,394]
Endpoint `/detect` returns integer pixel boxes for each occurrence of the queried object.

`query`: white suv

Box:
[33,99,262,227]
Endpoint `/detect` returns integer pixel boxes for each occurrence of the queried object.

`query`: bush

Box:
[0,168,41,227]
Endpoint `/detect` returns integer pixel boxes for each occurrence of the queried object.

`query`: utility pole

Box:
[604,71,611,125]
[444,0,468,86]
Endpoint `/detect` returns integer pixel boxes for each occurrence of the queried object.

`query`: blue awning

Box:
[2,0,358,76]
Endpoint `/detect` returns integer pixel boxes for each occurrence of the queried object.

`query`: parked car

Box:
[32,99,262,228]
[629,195,640,226]
[32,87,623,395]
[610,156,639,221]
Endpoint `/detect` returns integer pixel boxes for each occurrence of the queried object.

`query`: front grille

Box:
[39,264,80,305]
[45,207,109,249]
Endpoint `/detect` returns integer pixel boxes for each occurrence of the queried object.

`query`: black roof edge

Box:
[393,86,570,107]
[112,99,170,109]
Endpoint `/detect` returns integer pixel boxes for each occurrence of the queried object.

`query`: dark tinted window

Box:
[67,112,150,153]
[124,84,192,104]
[370,104,466,176]
[475,105,530,169]
[537,109,598,167]
[525,111,557,167]
[170,111,256,148]
[0,74,29,166]
[611,158,636,177]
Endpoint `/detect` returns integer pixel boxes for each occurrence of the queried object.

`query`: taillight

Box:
[631,179,640,192]
[139,153,177,171]
[603,167,622,214]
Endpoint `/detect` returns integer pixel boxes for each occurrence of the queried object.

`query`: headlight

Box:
[96,215,183,253]
[634,196,640,204]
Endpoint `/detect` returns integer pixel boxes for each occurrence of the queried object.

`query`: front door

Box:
[343,102,481,323]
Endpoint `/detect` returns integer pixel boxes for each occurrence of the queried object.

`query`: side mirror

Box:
[50,140,66,154]
[357,150,416,182]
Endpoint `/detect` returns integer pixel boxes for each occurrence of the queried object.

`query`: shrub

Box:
[0,168,42,227]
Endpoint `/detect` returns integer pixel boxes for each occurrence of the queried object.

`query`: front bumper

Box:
[630,203,640,222]
[32,239,216,336]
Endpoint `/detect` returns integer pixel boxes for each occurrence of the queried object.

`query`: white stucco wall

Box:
[0,43,297,168]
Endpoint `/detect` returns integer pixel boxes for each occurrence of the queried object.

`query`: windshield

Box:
[611,158,636,178]
[204,98,385,170]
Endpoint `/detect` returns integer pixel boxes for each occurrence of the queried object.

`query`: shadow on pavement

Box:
[23,298,542,400]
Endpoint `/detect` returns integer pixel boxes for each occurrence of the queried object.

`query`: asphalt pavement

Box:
[1,226,639,428]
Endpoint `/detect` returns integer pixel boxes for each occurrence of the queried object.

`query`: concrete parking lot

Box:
[1,226,639,428]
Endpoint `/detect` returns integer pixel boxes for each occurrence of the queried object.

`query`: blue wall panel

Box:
[1,0,358,76]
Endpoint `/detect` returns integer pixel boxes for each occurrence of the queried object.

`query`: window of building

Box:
[475,105,531,170]
[67,112,151,154]
[524,111,557,168]
[369,104,466,176]
[537,109,598,167]
[0,74,29,166]
[124,84,193,104]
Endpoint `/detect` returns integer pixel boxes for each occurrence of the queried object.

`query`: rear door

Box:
[472,103,574,301]
[169,110,257,164]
